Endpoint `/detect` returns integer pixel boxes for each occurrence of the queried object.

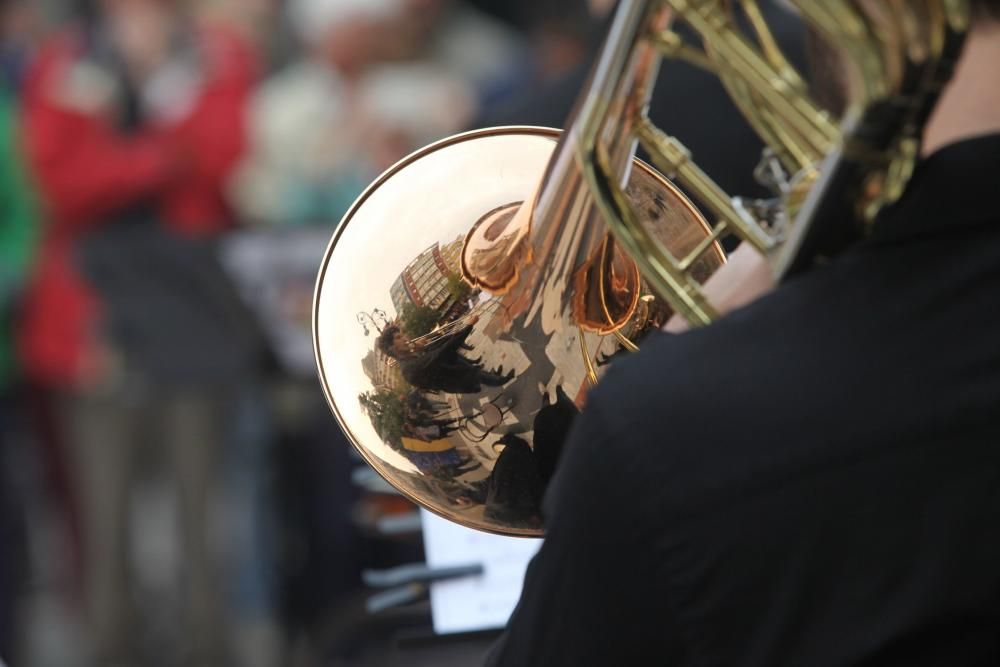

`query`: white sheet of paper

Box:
[421,509,543,634]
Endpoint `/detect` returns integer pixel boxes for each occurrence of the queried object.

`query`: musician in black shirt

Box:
[488,3,1000,665]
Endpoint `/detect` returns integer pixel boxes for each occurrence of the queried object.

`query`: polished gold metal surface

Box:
[583,0,970,323]
[314,127,718,536]
[314,0,970,536]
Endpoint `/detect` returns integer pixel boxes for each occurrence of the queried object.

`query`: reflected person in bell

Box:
[377,319,514,394]
[488,2,1000,665]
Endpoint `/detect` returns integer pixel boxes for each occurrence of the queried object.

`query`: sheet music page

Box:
[421,509,542,634]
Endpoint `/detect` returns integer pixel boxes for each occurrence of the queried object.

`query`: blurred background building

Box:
[0,0,797,665]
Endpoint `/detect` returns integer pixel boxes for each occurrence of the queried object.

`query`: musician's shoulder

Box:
[582,270,857,510]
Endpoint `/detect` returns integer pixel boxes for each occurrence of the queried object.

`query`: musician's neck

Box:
[923,18,1000,156]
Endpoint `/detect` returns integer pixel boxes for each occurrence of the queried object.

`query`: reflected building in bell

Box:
[390,236,465,314]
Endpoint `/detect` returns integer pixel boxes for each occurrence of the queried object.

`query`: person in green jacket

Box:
[0,86,36,661]
[0,91,36,392]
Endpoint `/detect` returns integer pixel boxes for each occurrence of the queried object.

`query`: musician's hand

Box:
[468,314,480,325]
[664,243,775,333]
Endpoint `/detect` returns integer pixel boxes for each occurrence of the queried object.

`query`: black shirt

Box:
[487,134,1000,666]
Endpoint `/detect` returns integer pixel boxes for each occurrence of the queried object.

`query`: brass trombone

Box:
[313,0,970,536]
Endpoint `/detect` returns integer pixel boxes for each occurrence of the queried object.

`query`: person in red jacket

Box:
[20,2,255,385]
[17,0,258,663]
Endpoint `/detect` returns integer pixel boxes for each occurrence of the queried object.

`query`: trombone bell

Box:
[313,127,721,536]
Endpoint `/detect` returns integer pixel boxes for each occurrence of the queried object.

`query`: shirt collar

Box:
[870,132,1000,244]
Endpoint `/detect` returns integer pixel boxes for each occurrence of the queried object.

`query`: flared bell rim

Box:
[313,126,563,538]
[312,125,721,538]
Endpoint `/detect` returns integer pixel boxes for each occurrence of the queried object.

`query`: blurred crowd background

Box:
[0,0,791,664]
[0,0,612,665]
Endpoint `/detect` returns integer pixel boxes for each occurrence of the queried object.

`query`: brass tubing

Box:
[634,117,775,253]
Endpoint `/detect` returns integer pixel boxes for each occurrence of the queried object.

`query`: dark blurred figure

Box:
[16,0,259,663]
[378,323,514,395]
[469,0,596,126]
[498,0,597,86]
[0,1,37,658]
[531,385,578,488]
[485,434,543,528]
[0,0,44,91]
